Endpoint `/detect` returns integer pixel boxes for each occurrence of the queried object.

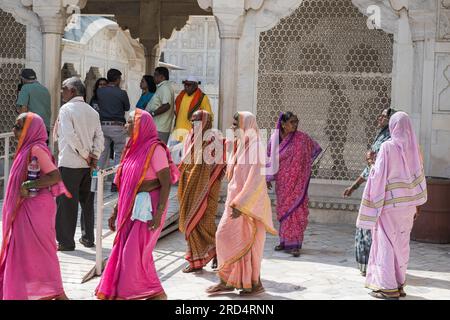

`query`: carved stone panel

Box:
[433,53,450,113]
[438,0,450,40]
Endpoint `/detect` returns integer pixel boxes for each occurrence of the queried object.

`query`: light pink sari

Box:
[0,113,70,300]
[356,112,427,296]
[95,109,179,300]
[216,112,276,291]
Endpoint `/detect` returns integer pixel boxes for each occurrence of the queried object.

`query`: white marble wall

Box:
[0,0,43,81]
[160,16,220,128]
[62,21,146,108]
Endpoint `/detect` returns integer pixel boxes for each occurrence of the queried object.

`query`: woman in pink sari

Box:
[356,111,427,299]
[95,108,179,300]
[266,112,322,257]
[206,112,277,296]
[0,112,70,300]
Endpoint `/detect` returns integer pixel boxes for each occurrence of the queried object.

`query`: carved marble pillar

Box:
[140,0,161,73]
[21,0,87,146]
[198,0,264,130]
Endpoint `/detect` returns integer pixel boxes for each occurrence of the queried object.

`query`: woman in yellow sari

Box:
[178,110,226,272]
[206,111,276,296]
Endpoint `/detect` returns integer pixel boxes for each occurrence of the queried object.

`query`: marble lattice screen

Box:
[257,0,394,181]
[0,8,26,154]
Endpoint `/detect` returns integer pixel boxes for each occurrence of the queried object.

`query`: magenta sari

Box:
[267,115,322,250]
[0,113,70,300]
[95,109,179,300]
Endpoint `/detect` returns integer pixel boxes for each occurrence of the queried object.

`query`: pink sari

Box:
[356,112,427,297]
[0,113,70,300]
[95,109,179,300]
[216,112,276,291]
[267,115,321,249]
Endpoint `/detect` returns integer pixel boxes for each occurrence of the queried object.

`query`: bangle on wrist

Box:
[23,180,37,190]
[157,203,165,211]
[351,183,359,191]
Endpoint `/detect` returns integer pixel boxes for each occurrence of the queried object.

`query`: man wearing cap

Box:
[16,69,51,137]
[146,67,175,144]
[172,76,212,142]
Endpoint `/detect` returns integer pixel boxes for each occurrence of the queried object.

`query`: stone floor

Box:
[1,185,450,300]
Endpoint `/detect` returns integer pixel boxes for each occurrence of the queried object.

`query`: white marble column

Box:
[21,0,86,146]
[198,0,264,130]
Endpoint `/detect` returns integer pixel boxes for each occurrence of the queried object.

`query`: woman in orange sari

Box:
[206,112,276,296]
[178,110,226,272]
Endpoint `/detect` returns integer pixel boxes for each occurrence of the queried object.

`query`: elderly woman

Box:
[0,113,70,300]
[95,108,179,300]
[344,107,396,276]
[356,112,427,299]
[206,112,276,296]
[178,110,226,273]
[266,112,322,257]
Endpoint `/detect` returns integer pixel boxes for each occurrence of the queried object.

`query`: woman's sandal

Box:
[182,265,203,273]
[399,287,406,297]
[239,286,265,296]
[274,244,285,251]
[206,284,234,295]
[291,249,301,257]
[369,291,399,300]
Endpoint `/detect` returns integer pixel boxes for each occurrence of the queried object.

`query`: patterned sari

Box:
[267,116,322,250]
[178,111,226,269]
[355,126,391,274]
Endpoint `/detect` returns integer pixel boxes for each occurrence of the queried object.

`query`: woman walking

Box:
[266,112,322,257]
[206,112,277,296]
[344,108,396,276]
[178,110,226,272]
[0,113,70,300]
[95,109,179,300]
[357,111,427,299]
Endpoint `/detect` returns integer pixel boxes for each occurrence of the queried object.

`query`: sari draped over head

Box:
[178,110,226,268]
[357,111,427,229]
[96,109,179,300]
[216,111,276,290]
[0,113,70,300]
[265,113,322,249]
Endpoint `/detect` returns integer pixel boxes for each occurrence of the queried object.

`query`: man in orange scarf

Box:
[173,76,213,143]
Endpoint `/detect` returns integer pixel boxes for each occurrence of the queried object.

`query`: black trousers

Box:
[56,167,95,248]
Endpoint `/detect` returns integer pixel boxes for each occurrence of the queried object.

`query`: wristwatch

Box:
[150,111,156,117]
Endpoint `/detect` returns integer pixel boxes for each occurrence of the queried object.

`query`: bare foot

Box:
[182,265,203,273]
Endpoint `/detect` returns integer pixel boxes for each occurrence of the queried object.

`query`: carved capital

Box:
[21,0,86,34]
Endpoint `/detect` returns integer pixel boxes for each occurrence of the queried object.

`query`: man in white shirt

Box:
[146,67,175,143]
[55,77,104,251]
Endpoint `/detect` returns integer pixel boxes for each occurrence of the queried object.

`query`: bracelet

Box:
[351,183,360,191]
[22,180,37,190]
[157,203,166,211]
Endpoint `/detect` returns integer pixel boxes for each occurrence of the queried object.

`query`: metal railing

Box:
[94,165,119,276]
[0,132,14,197]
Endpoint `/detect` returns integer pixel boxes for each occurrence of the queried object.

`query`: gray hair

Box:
[62,77,86,97]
